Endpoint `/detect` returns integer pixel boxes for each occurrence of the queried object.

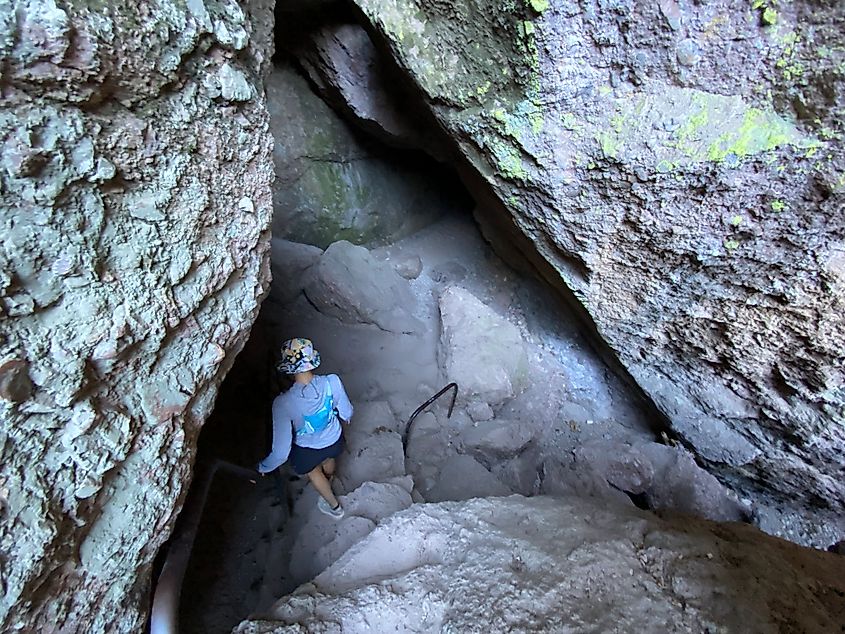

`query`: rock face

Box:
[236,495,845,633]
[462,418,536,458]
[573,440,751,522]
[425,454,512,502]
[294,22,445,159]
[304,240,423,333]
[315,0,845,544]
[438,286,528,408]
[266,63,446,249]
[0,0,274,631]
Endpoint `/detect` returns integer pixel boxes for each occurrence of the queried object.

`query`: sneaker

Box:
[317,496,344,519]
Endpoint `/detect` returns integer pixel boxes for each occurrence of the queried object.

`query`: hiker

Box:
[256,338,352,519]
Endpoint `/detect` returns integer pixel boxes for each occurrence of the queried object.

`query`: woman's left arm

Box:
[330,374,353,423]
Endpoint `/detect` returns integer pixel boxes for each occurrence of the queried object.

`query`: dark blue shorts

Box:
[289,434,344,475]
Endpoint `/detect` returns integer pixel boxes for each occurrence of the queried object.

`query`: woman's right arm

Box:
[256,397,294,473]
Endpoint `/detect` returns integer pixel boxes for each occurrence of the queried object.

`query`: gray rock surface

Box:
[342,480,413,523]
[575,441,655,494]
[237,495,845,633]
[575,440,750,522]
[438,286,528,407]
[461,419,536,458]
[0,0,274,631]
[289,508,376,586]
[304,240,423,333]
[266,63,445,248]
[393,253,423,280]
[404,411,450,497]
[284,479,414,588]
[466,400,494,422]
[339,428,407,492]
[638,442,752,523]
[332,0,845,544]
[426,454,512,502]
[268,239,323,303]
[295,23,437,155]
[346,399,400,435]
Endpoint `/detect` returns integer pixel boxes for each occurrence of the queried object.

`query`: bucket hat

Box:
[277,338,321,374]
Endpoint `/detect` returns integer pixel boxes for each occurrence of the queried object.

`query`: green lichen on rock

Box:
[752,0,778,25]
[771,30,807,82]
[597,85,812,168]
[268,64,443,248]
[487,99,544,142]
[762,7,778,24]
[342,0,845,555]
[561,112,583,132]
[356,0,545,110]
[705,107,799,161]
[655,159,675,173]
[362,0,455,97]
[490,139,528,181]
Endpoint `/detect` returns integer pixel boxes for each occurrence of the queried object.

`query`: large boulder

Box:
[326,0,845,545]
[0,0,274,630]
[266,63,445,248]
[438,286,528,408]
[304,240,423,333]
[294,22,446,160]
[236,495,845,633]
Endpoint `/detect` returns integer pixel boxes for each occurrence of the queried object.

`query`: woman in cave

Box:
[256,338,352,519]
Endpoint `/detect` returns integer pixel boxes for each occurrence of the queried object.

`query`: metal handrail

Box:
[402,382,458,449]
[149,460,259,634]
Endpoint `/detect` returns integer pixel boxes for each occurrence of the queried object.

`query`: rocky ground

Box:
[178,210,766,633]
[236,495,845,634]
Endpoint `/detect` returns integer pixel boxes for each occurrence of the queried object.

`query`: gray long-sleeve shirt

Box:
[257,374,353,474]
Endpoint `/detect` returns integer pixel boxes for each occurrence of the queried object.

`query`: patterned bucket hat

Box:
[277,337,321,374]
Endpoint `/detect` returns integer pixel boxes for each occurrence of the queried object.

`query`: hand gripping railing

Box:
[402,382,458,450]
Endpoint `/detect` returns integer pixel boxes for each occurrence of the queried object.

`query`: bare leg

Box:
[307,466,339,509]
[322,458,336,478]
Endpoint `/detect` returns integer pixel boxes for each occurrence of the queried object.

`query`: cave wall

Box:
[297,0,844,544]
[0,0,274,630]
[266,62,448,248]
